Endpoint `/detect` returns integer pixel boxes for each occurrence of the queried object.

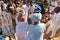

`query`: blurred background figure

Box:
[36,0,45,14]
[57,0,60,7]
[16,1,23,13]
[22,1,29,22]
[49,0,57,12]
[28,1,35,18]
[16,9,28,40]
[7,1,15,13]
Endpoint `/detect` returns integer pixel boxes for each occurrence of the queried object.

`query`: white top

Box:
[29,5,35,14]
[51,12,60,25]
[50,1,57,7]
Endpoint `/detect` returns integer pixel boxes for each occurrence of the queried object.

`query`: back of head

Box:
[31,13,42,25]
[18,14,25,22]
[20,16,25,22]
[54,7,60,13]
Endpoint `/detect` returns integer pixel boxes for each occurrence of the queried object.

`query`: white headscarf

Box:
[31,13,42,22]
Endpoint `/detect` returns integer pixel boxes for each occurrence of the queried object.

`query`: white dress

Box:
[46,12,60,38]
[16,16,28,40]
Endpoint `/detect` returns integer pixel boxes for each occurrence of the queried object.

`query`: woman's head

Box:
[18,14,25,22]
[31,13,42,25]
[54,7,60,13]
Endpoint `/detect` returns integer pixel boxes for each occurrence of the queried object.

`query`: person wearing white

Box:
[28,1,35,18]
[16,13,28,40]
[46,7,60,38]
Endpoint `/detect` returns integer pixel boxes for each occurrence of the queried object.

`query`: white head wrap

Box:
[31,13,42,22]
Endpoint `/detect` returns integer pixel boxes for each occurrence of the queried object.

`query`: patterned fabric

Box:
[0,11,14,38]
[34,4,42,13]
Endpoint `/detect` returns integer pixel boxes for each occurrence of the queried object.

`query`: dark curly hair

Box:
[54,7,60,13]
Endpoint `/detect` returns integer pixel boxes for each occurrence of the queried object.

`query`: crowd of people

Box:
[0,0,60,40]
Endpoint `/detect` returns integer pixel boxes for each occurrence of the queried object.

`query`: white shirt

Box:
[29,5,35,14]
[51,12,60,24]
